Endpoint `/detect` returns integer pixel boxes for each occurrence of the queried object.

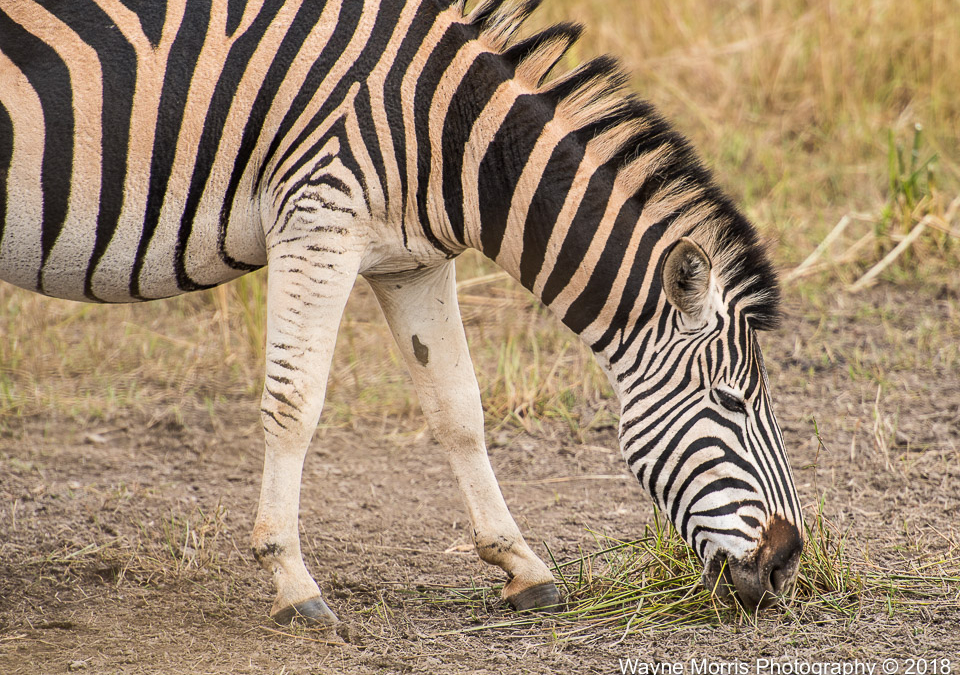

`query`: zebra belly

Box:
[0,204,265,303]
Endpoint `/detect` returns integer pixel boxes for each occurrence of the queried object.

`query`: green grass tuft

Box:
[422,499,959,643]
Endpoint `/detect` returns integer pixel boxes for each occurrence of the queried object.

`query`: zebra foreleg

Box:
[251,230,364,626]
[367,262,561,612]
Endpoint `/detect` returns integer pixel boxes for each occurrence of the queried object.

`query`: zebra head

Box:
[613,236,804,608]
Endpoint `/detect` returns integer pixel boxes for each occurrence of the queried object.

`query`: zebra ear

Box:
[662,237,713,321]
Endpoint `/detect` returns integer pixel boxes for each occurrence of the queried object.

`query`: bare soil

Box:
[2,279,960,674]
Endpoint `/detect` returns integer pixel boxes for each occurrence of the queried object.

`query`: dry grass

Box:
[785,130,960,288]
[0,251,614,437]
[416,502,957,644]
[534,0,960,242]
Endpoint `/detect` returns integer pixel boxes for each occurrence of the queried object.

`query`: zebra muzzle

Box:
[732,516,804,609]
[705,516,804,610]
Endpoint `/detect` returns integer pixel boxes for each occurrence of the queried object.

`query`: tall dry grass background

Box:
[2,0,959,432]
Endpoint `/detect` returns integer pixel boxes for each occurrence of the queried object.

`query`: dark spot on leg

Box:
[252,542,284,563]
[412,335,429,366]
[475,535,514,559]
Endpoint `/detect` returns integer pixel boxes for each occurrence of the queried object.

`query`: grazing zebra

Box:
[0,0,805,623]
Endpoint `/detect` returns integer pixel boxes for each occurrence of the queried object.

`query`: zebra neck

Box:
[456,92,678,363]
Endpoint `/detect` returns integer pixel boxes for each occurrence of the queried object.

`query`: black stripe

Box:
[46,1,139,301]
[441,52,504,246]
[594,179,712,358]
[382,2,438,249]
[0,12,74,294]
[742,399,780,499]
[518,133,582,289]
[623,338,687,400]
[690,523,754,547]
[213,0,332,274]
[690,500,765,520]
[621,334,705,415]
[173,0,289,289]
[614,325,652,384]
[118,0,165,47]
[257,0,360,193]
[595,215,672,357]
[267,0,405,204]
[663,439,758,535]
[632,322,710,388]
[271,126,361,234]
[226,0,247,36]
[683,492,765,543]
[413,24,472,255]
[322,119,365,211]
[130,0,211,299]
[0,103,12,249]
[623,390,699,467]
[750,401,791,514]
[725,312,740,375]
[353,85,387,214]
[269,0,401,185]
[476,94,550,261]
[703,330,714,377]
[683,478,758,540]
[274,151,336,223]
[562,196,640,333]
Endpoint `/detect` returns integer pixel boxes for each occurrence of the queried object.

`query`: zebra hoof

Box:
[506,582,563,613]
[271,596,339,626]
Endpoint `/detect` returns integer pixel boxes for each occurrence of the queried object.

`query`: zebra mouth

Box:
[702,543,801,610]
[703,551,782,609]
[702,552,735,600]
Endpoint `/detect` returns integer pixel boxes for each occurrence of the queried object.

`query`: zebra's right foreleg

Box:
[251,229,363,625]
[368,263,561,612]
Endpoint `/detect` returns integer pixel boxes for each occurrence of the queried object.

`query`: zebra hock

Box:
[0,0,804,624]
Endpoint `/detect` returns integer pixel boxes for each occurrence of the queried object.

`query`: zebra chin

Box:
[700,515,804,610]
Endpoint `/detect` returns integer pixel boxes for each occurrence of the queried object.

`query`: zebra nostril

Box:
[759,516,803,595]
[768,560,792,594]
[725,516,804,608]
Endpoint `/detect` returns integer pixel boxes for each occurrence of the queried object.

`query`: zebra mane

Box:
[456,0,781,331]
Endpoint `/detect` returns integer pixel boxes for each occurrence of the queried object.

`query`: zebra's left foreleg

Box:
[367,262,561,612]
[251,228,363,626]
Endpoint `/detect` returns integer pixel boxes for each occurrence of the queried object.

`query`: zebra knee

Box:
[250,521,290,570]
[252,541,285,567]
[473,532,519,568]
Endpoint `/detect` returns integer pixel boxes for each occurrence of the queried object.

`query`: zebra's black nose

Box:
[760,516,803,594]
[728,515,803,609]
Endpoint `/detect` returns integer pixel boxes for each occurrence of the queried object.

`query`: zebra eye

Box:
[716,389,747,415]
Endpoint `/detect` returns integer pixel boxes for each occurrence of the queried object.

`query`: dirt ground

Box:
[2,277,959,674]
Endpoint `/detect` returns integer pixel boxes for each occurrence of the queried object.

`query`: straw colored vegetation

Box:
[410,500,958,643]
[2,0,959,655]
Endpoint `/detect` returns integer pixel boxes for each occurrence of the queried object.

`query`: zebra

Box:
[0,0,805,624]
